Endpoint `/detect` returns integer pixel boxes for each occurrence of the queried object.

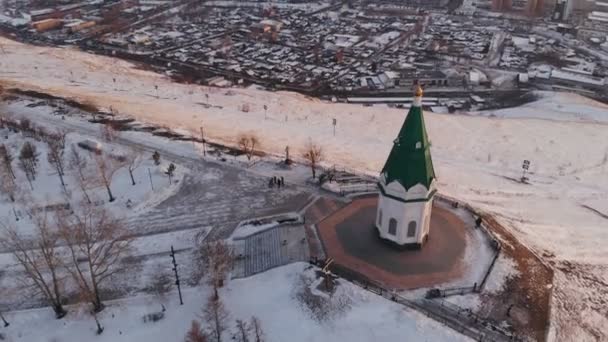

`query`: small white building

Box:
[375,86,436,248]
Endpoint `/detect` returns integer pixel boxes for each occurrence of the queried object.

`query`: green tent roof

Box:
[381,103,435,191]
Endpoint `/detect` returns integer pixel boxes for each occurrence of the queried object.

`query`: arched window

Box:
[378,210,383,227]
[407,221,417,237]
[388,218,397,235]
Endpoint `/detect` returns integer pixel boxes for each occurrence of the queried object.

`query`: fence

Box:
[335,266,521,342]
[338,183,377,196]
[432,194,504,295]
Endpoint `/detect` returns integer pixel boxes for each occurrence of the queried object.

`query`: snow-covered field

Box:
[0,37,607,341]
[3,263,470,342]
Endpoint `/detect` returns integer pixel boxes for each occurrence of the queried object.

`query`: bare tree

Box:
[18,141,39,189]
[126,152,143,186]
[152,151,161,166]
[185,320,208,342]
[0,161,16,202]
[59,204,133,312]
[302,141,323,179]
[46,133,67,191]
[251,316,264,342]
[236,133,260,161]
[0,144,15,179]
[202,295,229,342]
[68,146,91,204]
[94,154,122,202]
[199,240,234,300]
[166,163,176,184]
[235,319,250,342]
[0,211,67,318]
[19,118,33,137]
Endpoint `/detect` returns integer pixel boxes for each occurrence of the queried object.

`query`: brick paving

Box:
[303,196,346,260]
[123,163,310,241]
[317,196,468,290]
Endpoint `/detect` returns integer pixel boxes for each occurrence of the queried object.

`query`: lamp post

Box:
[170,245,184,305]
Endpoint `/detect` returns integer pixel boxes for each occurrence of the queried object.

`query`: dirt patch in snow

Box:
[479,214,554,342]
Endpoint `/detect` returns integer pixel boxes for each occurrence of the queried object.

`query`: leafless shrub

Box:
[94,154,122,202]
[68,145,92,204]
[302,141,323,179]
[18,141,39,189]
[202,294,229,342]
[236,133,260,161]
[126,152,143,186]
[293,273,352,323]
[198,240,234,300]
[185,320,208,342]
[250,316,264,342]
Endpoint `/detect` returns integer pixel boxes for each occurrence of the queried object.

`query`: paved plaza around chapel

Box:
[317,195,476,290]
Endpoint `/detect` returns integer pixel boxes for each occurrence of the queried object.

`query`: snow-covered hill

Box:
[1,37,607,341]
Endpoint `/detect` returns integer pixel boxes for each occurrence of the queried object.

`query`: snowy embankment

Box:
[3,263,470,342]
[0,37,607,341]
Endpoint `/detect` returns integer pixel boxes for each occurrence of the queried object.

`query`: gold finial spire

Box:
[414,84,423,97]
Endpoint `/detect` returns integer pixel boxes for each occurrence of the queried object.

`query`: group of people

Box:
[269,175,285,188]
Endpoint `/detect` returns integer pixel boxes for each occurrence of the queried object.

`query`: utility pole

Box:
[200,125,206,157]
[521,159,530,183]
[170,245,184,305]
[0,311,9,327]
[148,168,154,191]
[322,258,334,290]
[332,118,337,136]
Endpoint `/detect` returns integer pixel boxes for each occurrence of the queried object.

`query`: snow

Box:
[0,14,29,26]
[0,116,186,236]
[230,212,301,239]
[1,263,471,342]
[482,255,519,294]
[473,91,608,123]
[445,294,481,311]
[230,222,278,240]
[373,31,401,45]
[0,37,607,341]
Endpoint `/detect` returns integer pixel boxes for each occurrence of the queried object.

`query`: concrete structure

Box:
[375,86,436,248]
